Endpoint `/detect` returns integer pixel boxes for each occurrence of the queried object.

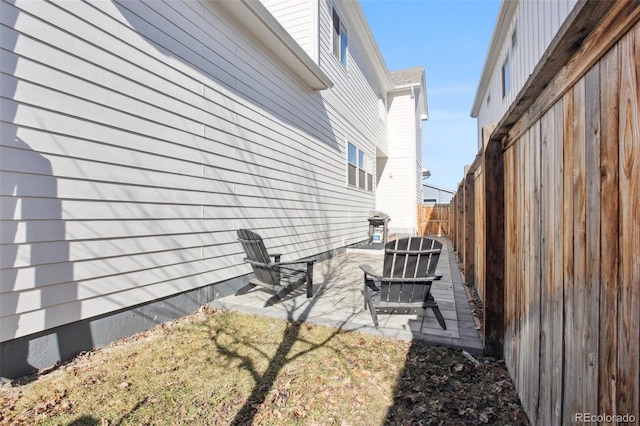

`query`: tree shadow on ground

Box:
[208,252,364,425]
[384,342,529,425]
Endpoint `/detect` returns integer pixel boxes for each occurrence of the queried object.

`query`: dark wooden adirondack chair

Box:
[237,229,316,305]
[360,237,446,329]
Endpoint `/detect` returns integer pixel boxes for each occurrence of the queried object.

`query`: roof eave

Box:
[392,70,429,120]
[216,0,333,91]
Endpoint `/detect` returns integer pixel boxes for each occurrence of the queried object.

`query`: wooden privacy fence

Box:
[451,3,639,425]
[417,204,450,236]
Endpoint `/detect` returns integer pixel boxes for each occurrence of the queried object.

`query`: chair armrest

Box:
[359,264,381,279]
[243,258,273,268]
[276,258,316,266]
[243,258,316,268]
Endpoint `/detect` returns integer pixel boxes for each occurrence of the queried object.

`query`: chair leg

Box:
[306,262,314,298]
[363,276,368,310]
[361,289,379,329]
[369,303,380,329]
[432,305,447,330]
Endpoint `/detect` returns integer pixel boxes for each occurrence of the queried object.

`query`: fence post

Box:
[483,138,505,357]
[464,171,475,287]
[456,181,464,258]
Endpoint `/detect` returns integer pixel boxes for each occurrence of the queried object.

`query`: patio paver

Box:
[209,237,484,355]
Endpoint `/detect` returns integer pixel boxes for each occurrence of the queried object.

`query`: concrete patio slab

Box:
[209,237,484,355]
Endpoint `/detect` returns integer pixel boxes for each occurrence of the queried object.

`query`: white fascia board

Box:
[216,0,333,91]
[470,0,519,117]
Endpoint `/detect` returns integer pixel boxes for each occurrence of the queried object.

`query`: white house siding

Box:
[474,0,578,147]
[376,88,418,235]
[317,1,387,225]
[260,0,318,62]
[0,0,384,348]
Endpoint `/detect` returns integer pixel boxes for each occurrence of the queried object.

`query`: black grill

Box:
[367,211,390,244]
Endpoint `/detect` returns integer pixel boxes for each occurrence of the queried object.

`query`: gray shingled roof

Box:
[390,66,424,86]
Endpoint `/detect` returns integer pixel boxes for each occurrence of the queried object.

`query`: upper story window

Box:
[502,55,510,98]
[333,8,347,68]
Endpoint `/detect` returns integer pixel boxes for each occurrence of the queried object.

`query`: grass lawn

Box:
[1,307,528,425]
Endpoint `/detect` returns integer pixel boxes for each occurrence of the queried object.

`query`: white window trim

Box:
[347,142,373,192]
[332,8,347,68]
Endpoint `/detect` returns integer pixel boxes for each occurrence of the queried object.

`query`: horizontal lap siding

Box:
[378,93,417,233]
[1,0,383,340]
[504,21,640,424]
[261,0,313,59]
[317,0,386,228]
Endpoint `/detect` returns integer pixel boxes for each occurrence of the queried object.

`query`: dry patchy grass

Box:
[1,308,527,425]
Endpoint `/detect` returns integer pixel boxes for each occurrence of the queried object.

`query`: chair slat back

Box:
[380,237,442,303]
[237,229,279,285]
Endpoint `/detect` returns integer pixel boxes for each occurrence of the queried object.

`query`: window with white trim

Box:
[358,150,365,189]
[332,8,347,68]
[347,142,373,191]
[347,142,357,186]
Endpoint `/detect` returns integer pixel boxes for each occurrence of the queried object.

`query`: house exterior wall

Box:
[473,0,578,149]
[0,0,390,378]
[261,0,318,62]
[376,87,421,235]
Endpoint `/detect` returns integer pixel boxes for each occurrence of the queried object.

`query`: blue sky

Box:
[360,0,501,191]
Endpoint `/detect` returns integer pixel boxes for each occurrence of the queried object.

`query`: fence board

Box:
[583,64,601,416]
[571,75,589,417]
[561,87,576,423]
[598,43,619,421]
[617,24,640,419]
[539,104,556,425]
[550,98,565,425]
[503,145,517,382]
